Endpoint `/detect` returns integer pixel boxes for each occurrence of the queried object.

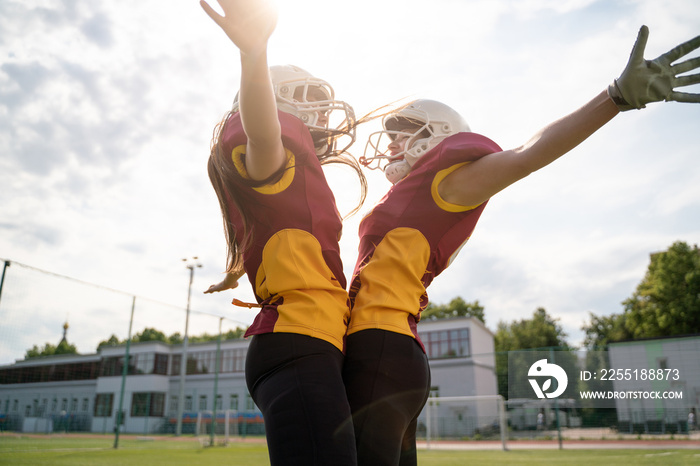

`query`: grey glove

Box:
[608,25,700,111]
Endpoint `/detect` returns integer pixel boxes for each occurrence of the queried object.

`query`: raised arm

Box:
[440,26,700,208]
[201,0,286,181]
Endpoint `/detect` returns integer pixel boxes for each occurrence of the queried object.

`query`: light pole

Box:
[0,260,10,309]
[175,256,202,436]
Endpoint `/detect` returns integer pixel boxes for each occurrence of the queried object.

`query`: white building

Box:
[417,316,500,438]
[608,335,700,434]
[0,316,497,436]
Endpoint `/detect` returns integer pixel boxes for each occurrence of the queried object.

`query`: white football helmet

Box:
[233,65,356,154]
[361,99,470,183]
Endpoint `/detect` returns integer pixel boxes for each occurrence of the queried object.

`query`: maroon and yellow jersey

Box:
[348,132,502,349]
[218,111,349,352]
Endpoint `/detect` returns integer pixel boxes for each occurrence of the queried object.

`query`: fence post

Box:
[498,395,508,451]
[550,348,563,450]
[425,399,431,450]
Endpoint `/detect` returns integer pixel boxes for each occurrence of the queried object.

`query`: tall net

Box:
[0,260,247,363]
[0,259,250,437]
[423,395,507,450]
[0,261,137,364]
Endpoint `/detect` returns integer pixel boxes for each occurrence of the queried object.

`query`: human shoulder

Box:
[439,132,502,161]
[410,132,502,173]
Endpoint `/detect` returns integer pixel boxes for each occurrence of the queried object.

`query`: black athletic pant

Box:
[245,333,356,466]
[343,329,431,466]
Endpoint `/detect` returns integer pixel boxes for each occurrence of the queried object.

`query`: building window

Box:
[70,398,78,412]
[184,396,192,411]
[154,354,169,375]
[94,394,114,417]
[134,353,154,374]
[422,328,470,359]
[229,394,239,411]
[130,392,165,417]
[0,361,99,384]
[61,399,67,412]
[100,357,124,377]
[221,349,246,373]
[199,395,207,410]
[172,349,246,375]
[100,353,169,376]
[245,394,255,411]
[81,398,89,412]
[51,398,57,413]
[215,395,222,411]
[12,400,18,412]
[171,355,181,375]
[189,351,212,374]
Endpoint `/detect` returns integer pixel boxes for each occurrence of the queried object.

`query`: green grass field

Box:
[1,435,699,465]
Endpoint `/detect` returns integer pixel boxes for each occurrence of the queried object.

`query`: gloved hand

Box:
[608,25,700,111]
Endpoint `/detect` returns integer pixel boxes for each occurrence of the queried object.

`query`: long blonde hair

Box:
[207,111,372,274]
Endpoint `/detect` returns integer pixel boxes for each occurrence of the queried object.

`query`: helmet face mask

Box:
[233,65,356,155]
[361,99,471,183]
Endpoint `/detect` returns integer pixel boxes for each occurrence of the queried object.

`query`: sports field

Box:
[2,435,700,465]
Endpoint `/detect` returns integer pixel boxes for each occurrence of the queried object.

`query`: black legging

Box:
[246,333,356,466]
[343,329,431,466]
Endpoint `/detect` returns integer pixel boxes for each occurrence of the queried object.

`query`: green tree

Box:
[581,312,631,349]
[494,307,573,399]
[95,327,247,351]
[423,297,485,323]
[168,332,183,345]
[190,333,218,344]
[582,241,700,346]
[133,328,168,343]
[623,241,700,339]
[96,334,123,350]
[495,308,570,352]
[24,341,78,359]
[223,328,246,340]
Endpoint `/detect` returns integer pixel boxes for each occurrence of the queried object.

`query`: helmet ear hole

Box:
[267,65,356,152]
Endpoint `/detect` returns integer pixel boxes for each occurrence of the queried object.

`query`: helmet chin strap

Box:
[384,159,412,184]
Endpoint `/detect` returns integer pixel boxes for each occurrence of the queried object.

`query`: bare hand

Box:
[200,0,278,56]
[204,271,243,293]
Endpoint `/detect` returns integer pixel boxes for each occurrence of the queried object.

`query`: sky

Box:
[1,0,699,363]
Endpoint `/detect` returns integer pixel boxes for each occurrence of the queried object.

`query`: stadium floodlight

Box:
[0,260,10,308]
[176,257,202,437]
